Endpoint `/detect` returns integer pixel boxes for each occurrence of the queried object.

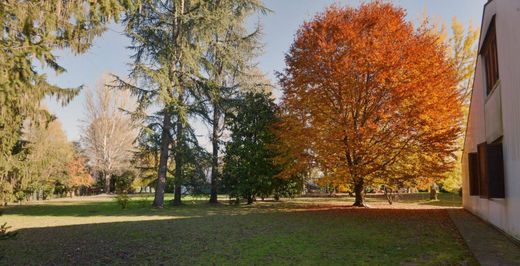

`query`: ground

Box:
[0,193,477,265]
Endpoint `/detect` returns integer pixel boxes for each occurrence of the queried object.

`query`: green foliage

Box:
[115,192,130,209]
[223,91,296,203]
[200,0,267,203]
[114,170,136,209]
[115,170,137,193]
[0,0,128,204]
[117,0,215,206]
[116,0,268,206]
[0,211,16,241]
[0,222,16,240]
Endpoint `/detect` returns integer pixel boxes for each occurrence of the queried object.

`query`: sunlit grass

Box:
[0,194,474,265]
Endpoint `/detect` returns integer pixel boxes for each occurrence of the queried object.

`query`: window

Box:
[468,153,480,196]
[477,141,505,198]
[477,143,489,197]
[481,16,499,95]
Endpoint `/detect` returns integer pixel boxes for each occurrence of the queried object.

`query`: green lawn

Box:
[0,195,475,265]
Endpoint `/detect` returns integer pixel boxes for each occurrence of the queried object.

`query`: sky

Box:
[45,0,487,143]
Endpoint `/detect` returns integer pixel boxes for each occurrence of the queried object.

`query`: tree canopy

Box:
[277,2,463,206]
[0,0,129,204]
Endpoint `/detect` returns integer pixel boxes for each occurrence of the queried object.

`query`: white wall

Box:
[463,0,520,240]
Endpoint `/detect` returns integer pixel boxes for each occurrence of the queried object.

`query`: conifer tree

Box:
[119,0,214,206]
[201,0,267,203]
[0,0,130,203]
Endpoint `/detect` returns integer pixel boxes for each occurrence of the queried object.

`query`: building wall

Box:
[462,0,520,240]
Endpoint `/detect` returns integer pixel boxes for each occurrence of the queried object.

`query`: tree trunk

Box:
[246,195,254,205]
[352,179,367,207]
[384,187,393,205]
[172,117,184,205]
[153,111,172,208]
[430,187,438,200]
[104,173,111,194]
[209,107,219,204]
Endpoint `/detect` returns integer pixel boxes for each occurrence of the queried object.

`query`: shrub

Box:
[0,222,17,240]
[115,192,130,209]
[114,170,135,209]
[0,211,16,240]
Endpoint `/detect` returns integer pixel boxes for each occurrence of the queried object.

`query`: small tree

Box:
[65,144,94,196]
[114,170,136,209]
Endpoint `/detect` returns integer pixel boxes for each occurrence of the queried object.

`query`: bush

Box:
[114,170,135,209]
[0,222,17,240]
[114,170,136,193]
[115,192,130,209]
[0,211,16,240]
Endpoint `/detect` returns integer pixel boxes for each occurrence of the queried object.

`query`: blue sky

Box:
[45,0,487,142]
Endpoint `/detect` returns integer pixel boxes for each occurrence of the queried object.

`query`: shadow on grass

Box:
[0,208,476,265]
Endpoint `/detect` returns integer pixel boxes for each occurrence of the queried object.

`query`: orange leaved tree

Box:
[277,2,462,206]
[66,153,94,196]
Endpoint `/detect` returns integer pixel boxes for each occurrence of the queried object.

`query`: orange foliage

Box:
[67,156,94,189]
[277,2,462,206]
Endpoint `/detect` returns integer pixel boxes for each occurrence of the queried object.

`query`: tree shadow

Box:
[0,208,475,265]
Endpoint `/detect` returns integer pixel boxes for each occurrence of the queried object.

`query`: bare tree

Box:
[81,75,138,193]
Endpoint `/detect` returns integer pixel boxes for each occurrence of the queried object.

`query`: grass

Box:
[0,194,475,265]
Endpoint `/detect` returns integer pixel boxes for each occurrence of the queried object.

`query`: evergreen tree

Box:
[118,0,215,207]
[201,0,267,204]
[223,92,281,204]
[0,0,130,204]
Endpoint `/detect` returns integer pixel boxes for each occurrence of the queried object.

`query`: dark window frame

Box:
[481,16,499,95]
[476,141,505,199]
[478,142,489,198]
[468,153,480,196]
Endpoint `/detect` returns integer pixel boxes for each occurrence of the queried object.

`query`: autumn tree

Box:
[66,143,95,196]
[278,2,462,207]
[437,18,479,192]
[81,75,138,193]
[428,18,479,105]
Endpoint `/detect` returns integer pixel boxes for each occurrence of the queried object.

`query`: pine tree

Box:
[118,0,215,207]
[201,0,267,203]
[0,0,129,204]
